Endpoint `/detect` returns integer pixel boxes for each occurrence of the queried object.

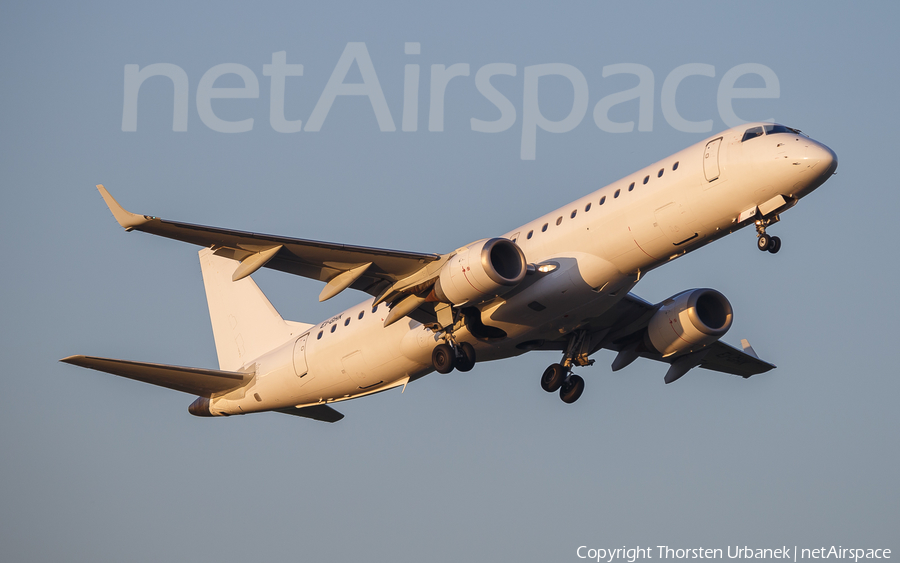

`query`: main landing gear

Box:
[755,215,782,254]
[432,341,476,374]
[540,329,592,404]
[430,305,477,374]
[541,364,585,404]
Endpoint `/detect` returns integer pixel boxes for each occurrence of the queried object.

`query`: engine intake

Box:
[432,238,527,306]
[647,288,733,358]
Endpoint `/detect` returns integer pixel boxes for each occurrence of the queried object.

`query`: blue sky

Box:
[2,2,898,562]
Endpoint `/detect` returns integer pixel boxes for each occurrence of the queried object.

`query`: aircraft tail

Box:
[199,248,297,371]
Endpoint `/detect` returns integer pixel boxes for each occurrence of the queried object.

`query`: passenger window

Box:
[643,175,649,184]
[541,223,548,232]
[742,126,764,142]
[371,305,378,314]
[358,311,364,320]
[570,210,577,219]
[658,168,664,178]
[628,182,635,192]
[614,189,620,198]
[556,216,563,226]
[599,196,606,205]
[673,161,679,170]
[344,318,350,326]
[317,331,323,340]
[330,324,337,333]
[527,230,533,239]
[585,202,591,212]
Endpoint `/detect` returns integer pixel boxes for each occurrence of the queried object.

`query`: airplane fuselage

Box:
[205,123,837,416]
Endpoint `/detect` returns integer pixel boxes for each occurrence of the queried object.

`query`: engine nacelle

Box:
[432,238,527,306]
[647,289,733,358]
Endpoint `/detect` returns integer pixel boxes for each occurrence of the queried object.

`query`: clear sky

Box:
[2,2,898,562]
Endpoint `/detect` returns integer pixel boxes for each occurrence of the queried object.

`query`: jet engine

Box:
[646,289,733,357]
[430,238,527,306]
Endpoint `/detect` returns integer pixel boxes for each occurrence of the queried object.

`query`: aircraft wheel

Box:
[541,364,566,393]
[455,342,476,372]
[757,234,771,252]
[768,236,782,254]
[559,374,585,404]
[432,344,456,374]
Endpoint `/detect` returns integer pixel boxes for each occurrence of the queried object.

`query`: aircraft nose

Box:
[809,141,838,175]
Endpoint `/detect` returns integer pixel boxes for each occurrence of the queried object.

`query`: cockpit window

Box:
[741,126,764,142]
[764,124,801,135]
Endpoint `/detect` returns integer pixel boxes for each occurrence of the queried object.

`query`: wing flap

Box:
[60,355,250,396]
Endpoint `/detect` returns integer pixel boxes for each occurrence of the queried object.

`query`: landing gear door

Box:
[703,137,722,182]
[293,334,309,377]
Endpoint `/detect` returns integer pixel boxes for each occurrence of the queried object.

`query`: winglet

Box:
[96,184,150,231]
[740,339,760,359]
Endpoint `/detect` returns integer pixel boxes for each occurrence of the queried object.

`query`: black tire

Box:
[757,234,771,251]
[455,342,476,372]
[432,344,456,374]
[559,374,585,404]
[768,236,781,254]
[541,364,566,392]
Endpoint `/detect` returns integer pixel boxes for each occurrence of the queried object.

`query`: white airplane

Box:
[62,122,837,422]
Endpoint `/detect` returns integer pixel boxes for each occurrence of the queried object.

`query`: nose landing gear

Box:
[757,233,781,253]
[755,216,782,254]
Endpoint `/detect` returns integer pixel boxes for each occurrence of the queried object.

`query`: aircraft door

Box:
[292,334,309,377]
[703,138,722,181]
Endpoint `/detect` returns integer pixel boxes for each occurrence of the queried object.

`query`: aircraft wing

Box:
[96,185,442,300]
[696,340,775,378]
[530,293,775,379]
[60,355,250,397]
[602,293,774,378]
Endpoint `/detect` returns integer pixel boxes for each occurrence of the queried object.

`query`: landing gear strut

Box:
[540,329,593,404]
[755,216,782,254]
[430,306,476,374]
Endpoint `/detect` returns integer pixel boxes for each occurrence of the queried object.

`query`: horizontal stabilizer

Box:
[273,404,344,423]
[60,355,250,397]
